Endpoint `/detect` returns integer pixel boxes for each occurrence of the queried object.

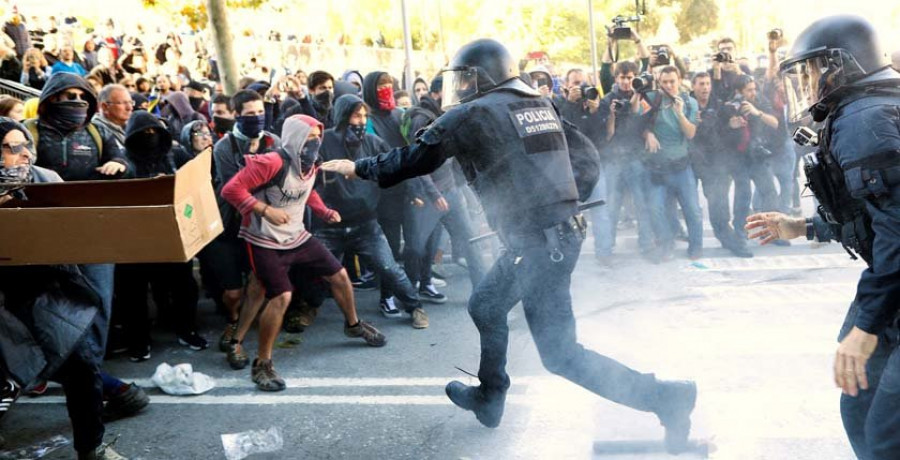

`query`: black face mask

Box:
[299,138,321,173]
[46,99,89,132]
[130,131,167,158]
[314,91,333,110]
[236,114,266,138]
[213,116,235,135]
[189,96,204,111]
[345,123,366,147]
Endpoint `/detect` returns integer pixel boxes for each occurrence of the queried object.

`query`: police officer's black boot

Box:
[654,380,697,454]
[445,380,505,428]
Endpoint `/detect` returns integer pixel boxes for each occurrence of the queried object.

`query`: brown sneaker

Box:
[410,307,429,329]
[251,359,286,392]
[344,320,387,347]
[226,342,250,370]
[219,322,238,352]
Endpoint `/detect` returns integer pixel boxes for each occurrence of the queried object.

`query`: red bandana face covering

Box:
[376,86,396,111]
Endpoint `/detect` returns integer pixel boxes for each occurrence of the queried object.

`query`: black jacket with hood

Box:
[162,91,206,143]
[32,72,131,181]
[316,94,387,227]
[124,111,178,178]
[362,71,406,149]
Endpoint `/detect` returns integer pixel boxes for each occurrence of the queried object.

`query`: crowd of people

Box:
[0,5,831,460]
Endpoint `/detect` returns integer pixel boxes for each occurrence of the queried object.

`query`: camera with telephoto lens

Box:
[713,51,734,64]
[631,72,654,93]
[651,45,670,66]
[767,28,783,41]
[610,15,642,40]
[581,84,600,101]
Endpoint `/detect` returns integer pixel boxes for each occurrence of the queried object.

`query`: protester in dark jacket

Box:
[118,112,208,362]
[315,94,428,326]
[161,91,205,144]
[30,72,131,181]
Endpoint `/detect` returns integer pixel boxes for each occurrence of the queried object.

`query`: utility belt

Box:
[501,214,587,262]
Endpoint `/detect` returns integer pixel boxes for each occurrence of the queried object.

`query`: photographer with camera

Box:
[599,28,649,95]
[638,65,703,261]
[689,72,753,258]
[592,60,655,265]
[720,74,780,241]
[558,68,603,144]
[710,38,752,104]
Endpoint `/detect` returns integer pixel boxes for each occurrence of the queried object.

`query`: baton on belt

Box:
[468,199,606,244]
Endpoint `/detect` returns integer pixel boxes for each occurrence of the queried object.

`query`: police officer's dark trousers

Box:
[838,302,900,460]
[470,220,661,411]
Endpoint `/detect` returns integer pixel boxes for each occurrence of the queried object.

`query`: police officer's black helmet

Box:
[441,39,518,108]
[780,15,889,122]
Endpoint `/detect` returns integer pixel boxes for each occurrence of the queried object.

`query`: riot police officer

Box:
[746,15,900,459]
[322,38,697,453]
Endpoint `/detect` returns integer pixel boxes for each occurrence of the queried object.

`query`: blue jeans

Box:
[645,165,704,254]
[470,220,661,411]
[316,220,421,311]
[695,161,743,248]
[732,155,778,239]
[771,143,799,213]
[595,159,655,256]
[838,303,900,460]
[79,264,114,359]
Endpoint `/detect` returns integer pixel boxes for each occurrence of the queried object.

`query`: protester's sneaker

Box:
[24,380,48,396]
[128,345,151,363]
[251,359,286,392]
[178,331,209,351]
[344,320,387,347]
[431,264,449,280]
[655,380,697,454]
[219,322,238,352]
[0,377,19,421]
[298,304,318,328]
[445,381,505,428]
[351,272,378,291]
[227,342,250,370]
[380,297,402,318]
[103,383,149,422]
[410,307,429,329]
[78,437,127,460]
[418,283,447,304]
[431,278,448,288]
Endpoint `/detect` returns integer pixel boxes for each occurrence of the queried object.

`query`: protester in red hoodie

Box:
[221,114,386,391]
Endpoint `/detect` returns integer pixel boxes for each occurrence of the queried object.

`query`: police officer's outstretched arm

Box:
[322,119,454,187]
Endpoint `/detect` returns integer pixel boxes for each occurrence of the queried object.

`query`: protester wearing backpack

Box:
[28,72,131,181]
[221,114,387,392]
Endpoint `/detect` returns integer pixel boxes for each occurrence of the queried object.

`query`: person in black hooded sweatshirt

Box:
[117,111,209,362]
[361,70,436,316]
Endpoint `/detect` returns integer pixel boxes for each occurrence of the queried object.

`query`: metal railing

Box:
[0,78,41,101]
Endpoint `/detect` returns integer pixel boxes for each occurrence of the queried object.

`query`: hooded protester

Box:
[340,70,364,92]
[411,77,429,105]
[118,111,208,363]
[161,91,205,143]
[29,72,131,181]
[362,70,435,316]
[0,118,140,460]
[314,94,429,326]
[221,114,386,392]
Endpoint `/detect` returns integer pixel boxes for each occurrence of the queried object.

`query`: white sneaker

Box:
[379,297,402,318]
[431,278,447,288]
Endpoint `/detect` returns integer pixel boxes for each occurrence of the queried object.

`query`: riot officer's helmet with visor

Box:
[780,47,868,123]
[441,66,480,110]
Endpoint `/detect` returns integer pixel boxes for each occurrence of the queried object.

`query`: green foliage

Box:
[675,0,718,43]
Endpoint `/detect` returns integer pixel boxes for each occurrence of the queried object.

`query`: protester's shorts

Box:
[201,234,252,291]
[248,238,343,299]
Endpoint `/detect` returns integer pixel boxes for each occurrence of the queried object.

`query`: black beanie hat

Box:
[0,117,30,145]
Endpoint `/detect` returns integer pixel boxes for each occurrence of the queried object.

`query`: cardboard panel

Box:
[0,207,182,265]
[174,150,213,202]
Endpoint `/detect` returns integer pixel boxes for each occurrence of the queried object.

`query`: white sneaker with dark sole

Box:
[380,297,402,318]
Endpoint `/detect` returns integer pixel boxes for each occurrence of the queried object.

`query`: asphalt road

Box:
[2,211,862,460]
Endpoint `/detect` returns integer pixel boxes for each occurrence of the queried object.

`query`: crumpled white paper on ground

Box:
[151,363,215,395]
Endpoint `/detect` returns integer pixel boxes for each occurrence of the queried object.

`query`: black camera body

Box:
[650,45,670,66]
[612,99,631,113]
[611,15,641,40]
[632,72,654,93]
[581,84,600,101]
[713,51,734,64]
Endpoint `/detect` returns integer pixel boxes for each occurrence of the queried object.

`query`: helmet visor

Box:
[780,49,866,123]
[441,67,479,110]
